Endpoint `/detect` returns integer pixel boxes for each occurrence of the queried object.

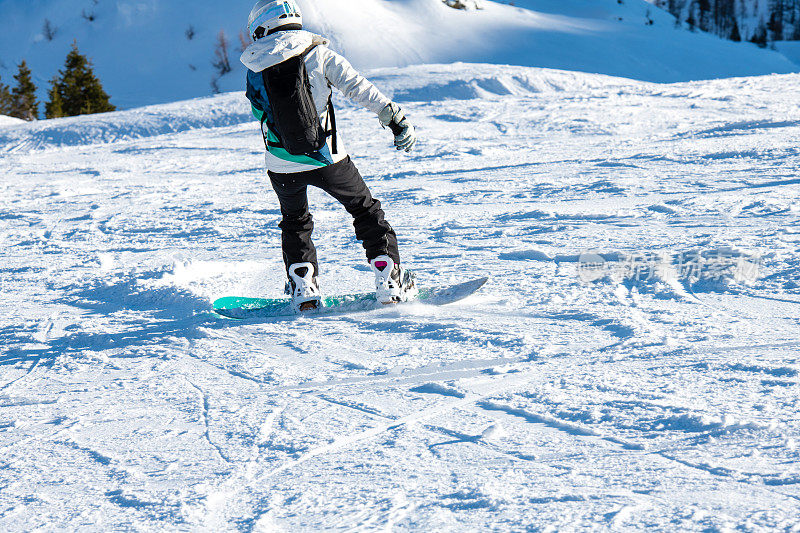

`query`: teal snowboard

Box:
[213,277,489,319]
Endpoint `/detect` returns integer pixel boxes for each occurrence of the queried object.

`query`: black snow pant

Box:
[268,156,400,276]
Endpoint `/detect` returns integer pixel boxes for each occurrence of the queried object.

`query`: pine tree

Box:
[686,11,697,31]
[44,77,65,119]
[794,1,800,39]
[682,0,699,31]
[730,21,742,41]
[64,43,115,115]
[668,0,681,27]
[697,0,711,32]
[768,1,785,41]
[0,75,12,116]
[46,42,116,118]
[50,42,115,117]
[750,22,769,47]
[794,6,800,40]
[10,61,39,121]
[714,0,737,41]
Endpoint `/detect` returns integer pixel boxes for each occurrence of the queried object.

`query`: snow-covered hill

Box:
[0,64,640,153]
[1,61,799,530]
[0,0,797,110]
[0,115,25,127]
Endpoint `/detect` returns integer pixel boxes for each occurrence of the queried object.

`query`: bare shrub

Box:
[43,19,57,41]
[239,31,251,53]
[212,30,232,77]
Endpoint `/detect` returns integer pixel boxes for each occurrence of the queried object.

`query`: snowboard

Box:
[212,277,489,320]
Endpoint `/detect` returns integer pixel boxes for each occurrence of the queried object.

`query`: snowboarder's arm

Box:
[321,48,391,115]
[321,48,416,152]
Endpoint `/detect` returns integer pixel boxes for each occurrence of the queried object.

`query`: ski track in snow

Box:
[1,65,800,531]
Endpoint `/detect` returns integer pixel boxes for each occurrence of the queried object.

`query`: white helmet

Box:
[248,0,303,40]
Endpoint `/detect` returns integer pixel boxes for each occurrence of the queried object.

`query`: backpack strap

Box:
[325,95,338,155]
[305,45,337,155]
[300,44,318,59]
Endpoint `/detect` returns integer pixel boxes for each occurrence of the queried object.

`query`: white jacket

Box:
[241,30,392,174]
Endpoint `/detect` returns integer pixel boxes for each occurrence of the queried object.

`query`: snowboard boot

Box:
[284,262,322,312]
[370,255,418,305]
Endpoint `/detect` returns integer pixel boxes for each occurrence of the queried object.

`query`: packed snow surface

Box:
[0,0,797,109]
[2,63,800,530]
[0,115,25,127]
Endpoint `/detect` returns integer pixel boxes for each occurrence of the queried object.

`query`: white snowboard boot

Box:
[284,262,322,312]
[370,255,418,304]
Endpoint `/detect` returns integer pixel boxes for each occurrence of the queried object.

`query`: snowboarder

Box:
[241,0,418,312]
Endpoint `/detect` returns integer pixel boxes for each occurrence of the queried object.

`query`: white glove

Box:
[379,103,417,152]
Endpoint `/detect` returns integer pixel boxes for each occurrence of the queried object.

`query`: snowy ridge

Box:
[4,62,800,154]
[0,64,642,153]
[367,62,641,101]
[0,93,252,153]
[0,115,25,127]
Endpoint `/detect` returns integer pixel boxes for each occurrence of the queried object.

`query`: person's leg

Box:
[269,171,318,275]
[315,157,400,264]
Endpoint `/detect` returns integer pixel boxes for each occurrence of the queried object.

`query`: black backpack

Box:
[261,45,337,156]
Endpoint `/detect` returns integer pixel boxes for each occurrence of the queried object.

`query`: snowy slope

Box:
[777,40,800,63]
[0,93,252,153]
[0,0,797,110]
[303,0,799,78]
[0,64,640,153]
[0,115,25,127]
[1,63,799,530]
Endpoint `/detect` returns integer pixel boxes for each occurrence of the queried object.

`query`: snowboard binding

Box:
[370,255,418,305]
[285,262,322,312]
